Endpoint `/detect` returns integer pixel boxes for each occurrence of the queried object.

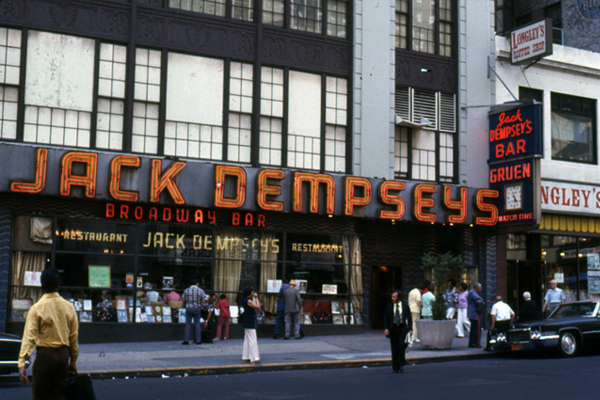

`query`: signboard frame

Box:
[511,18,553,65]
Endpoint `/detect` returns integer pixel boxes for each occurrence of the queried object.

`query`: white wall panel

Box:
[167,53,223,126]
[288,70,321,138]
[25,31,95,111]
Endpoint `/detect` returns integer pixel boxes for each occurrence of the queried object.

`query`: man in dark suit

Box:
[517,291,538,323]
[384,289,413,373]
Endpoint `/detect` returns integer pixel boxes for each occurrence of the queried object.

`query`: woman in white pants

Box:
[456,282,471,337]
[241,286,261,364]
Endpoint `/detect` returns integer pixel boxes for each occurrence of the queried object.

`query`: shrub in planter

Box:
[420,252,463,320]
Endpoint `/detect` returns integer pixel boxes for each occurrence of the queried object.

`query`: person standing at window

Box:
[181,279,206,345]
[214,295,231,342]
[455,282,471,338]
[444,279,458,319]
[241,287,261,365]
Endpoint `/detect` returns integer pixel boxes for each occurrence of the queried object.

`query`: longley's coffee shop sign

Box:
[0,143,500,226]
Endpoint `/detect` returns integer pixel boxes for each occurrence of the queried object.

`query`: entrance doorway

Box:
[507,260,542,317]
[370,265,403,329]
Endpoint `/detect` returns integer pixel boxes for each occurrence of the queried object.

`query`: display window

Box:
[10,215,364,326]
[542,235,600,301]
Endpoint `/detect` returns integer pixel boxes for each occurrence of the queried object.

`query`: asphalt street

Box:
[3,353,600,400]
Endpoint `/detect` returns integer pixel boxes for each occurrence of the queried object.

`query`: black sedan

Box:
[0,332,26,375]
[504,300,600,357]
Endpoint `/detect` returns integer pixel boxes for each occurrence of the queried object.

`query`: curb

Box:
[0,352,502,383]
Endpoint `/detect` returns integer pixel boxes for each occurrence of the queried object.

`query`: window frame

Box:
[550,92,597,165]
[395,0,457,58]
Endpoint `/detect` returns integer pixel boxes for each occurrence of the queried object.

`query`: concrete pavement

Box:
[3,331,499,382]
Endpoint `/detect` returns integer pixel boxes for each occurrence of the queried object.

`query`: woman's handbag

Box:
[66,375,97,400]
[404,332,414,347]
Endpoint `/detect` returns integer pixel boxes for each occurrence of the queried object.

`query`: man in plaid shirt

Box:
[182,279,206,345]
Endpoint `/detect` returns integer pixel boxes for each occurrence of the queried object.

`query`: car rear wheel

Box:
[558,332,578,357]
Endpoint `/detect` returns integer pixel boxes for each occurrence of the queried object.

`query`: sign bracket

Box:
[488,56,518,101]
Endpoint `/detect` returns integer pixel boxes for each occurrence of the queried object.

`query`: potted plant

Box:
[415,252,463,349]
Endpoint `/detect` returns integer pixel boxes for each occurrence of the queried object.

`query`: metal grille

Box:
[394,87,411,121]
[413,89,437,130]
[508,330,530,343]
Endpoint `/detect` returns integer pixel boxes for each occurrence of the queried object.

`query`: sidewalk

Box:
[1,332,499,382]
[68,331,498,379]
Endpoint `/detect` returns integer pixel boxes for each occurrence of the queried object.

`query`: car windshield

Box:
[550,303,597,318]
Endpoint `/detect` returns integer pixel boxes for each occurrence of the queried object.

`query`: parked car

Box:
[0,332,27,375]
[505,300,600,357]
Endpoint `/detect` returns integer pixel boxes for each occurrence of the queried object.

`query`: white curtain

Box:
[342,236,363,323]
[11,251,46,303]
[259,232,278,314]
[214,230,243,305]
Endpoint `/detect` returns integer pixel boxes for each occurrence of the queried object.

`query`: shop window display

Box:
[10,215,363,326]
[542,235,600,301]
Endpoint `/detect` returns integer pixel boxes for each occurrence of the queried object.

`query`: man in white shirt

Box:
[484,295,515,351]
[408,281,428,342]
[542,279,565,318]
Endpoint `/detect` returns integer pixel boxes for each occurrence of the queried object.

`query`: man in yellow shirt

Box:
[18,268,79,399]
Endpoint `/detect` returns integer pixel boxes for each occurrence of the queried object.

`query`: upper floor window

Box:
[545,2,563,45]
[394,87,456,182]
[551,92,596,164]
[165,0,347,38]
[395,0,454,57]
[3,28,350,174]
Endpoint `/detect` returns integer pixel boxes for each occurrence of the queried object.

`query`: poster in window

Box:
[126,273,134,288]
[587,254,600,270]
[162,276,174,290]
[322,284,337,295]
[178,308,186,324]
[117,310,128,323]
[302,313,312,325]
[554,273,564,284]
[88,265,111,288]
[83,300,93,311]
[24,271,42,287]
[79,311,92,322]
[73,301,83,312]
[588,271,600,294]
[267,279,282,293]
[136,276,143,288]
[296,280,308,294]
[332,315,343,325]
[229,305,239,318]
[11,299,32,321]
[331,301,340,314]
[116,299,127,310]
[163,315,172,323]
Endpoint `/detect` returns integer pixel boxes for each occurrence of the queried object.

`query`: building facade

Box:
[493,0,600,313]
[0,0,499,341]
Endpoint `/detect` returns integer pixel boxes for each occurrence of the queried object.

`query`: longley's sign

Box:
[0,144,499,226]
[511,18,553,65]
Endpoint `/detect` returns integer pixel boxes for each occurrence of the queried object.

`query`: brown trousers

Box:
[32,346,70,400]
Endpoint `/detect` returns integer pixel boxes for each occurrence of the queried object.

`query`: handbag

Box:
[66,375,97,400]
[405,332,414,347]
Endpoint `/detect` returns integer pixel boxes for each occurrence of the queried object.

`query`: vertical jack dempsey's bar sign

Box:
[489,101,542,229]
[511,18,553,65]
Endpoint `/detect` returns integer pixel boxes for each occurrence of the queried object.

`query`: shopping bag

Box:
[66,374,97,400]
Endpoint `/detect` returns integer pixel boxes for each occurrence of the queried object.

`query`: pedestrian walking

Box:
[273,279,289,339]
[484,295,514,351]
[408,281,427,342]
[444,279,458,319]
[18,268,79,400]
[241,286,261,364]
[181,279,206,345]
[467,283,484,348]
[283,280,302,340]
[517,291,538,323]
[455,282,471,337]
[420,283,435,319]
[215,294,231,341]
[384,289,412,373]
[542,279,565,318]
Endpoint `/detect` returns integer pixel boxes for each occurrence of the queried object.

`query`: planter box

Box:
[415,319,455,349]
